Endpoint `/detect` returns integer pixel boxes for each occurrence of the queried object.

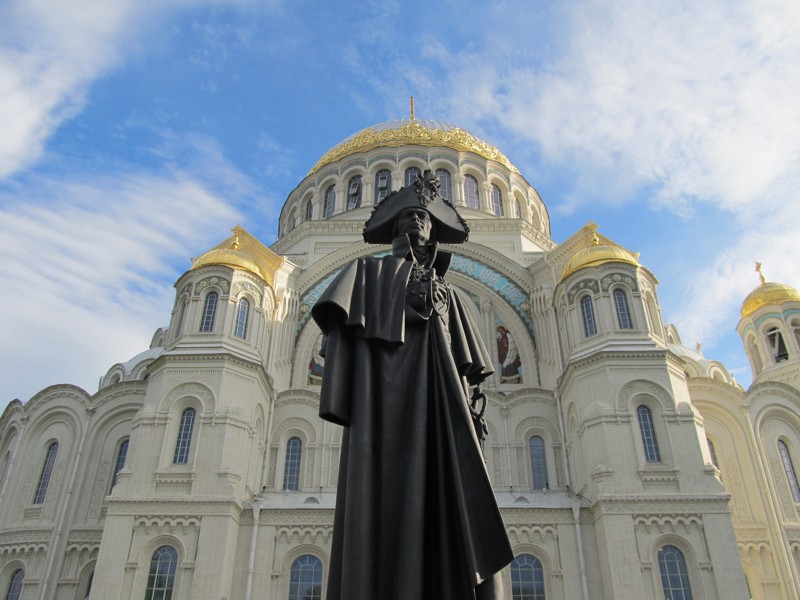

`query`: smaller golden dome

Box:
[561,229,639,280]
[192,237,264,279]
[741,282,800,318]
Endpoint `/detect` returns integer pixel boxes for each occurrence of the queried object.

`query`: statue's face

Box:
[395,207,433,244]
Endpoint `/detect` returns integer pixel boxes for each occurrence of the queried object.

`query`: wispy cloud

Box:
[393,0,800,352]
[0,168,240,402]
[0,0,274,180]
[0,0,142,177]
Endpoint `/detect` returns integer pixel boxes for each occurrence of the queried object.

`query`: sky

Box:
[1,0,799,406]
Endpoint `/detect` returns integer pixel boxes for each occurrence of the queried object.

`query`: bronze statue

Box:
[312,169,513,599]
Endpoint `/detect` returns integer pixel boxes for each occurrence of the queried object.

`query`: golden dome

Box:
[561,230,639,280]
[308,119,519,175]
[192,237,264,279]
[741,282,800,318]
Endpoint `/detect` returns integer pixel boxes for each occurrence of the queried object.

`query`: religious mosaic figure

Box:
[307,333,325,385]
[496,324,522,384]
[311,170,513,600]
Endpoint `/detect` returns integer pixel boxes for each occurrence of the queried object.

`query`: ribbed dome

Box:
[192,238,264,279]
[308,119,519,175]
[562,232,639,280]
[741,281,800,318]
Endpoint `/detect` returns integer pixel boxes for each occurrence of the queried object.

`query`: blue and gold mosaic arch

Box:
[297,253,534,337]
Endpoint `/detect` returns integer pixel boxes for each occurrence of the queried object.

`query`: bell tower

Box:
[738,263,800,386]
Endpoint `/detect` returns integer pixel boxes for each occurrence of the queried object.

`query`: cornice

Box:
[687,378,746,402]
[559,348,672,387]
[271,220,364,255]
[487,388,556,410]
[275,389,321,408]
[590,494,734,515]
[104,497,244,516]
[153,349,266,373]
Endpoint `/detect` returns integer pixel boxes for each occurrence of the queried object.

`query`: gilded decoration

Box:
[309,121,520,175]
[741,282,800,318]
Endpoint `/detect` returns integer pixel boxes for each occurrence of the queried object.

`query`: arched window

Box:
[793,318,800,349]
[199,292,218,332]
[323,186,336,218]
[529,436,549,490]
[404,166,422,187]
[0,451,12,494]
[111,438,129,489]
[173,408,196,464]
[288,555,323,600]
[658,545,693,600]
[766,327,789,362]
[174,299,188,339]
[580,295,597,337]
[435,168,452,202]
[511,554,545,599]
[33,441,58,504]
[375,169,391,204]
[464,175,479,209]
[706,437,719,470]
[283,437,302,491]
[305,199,313,221]
[144,546,178,600]
[234,298,250,339]
[346,175,362,209]
[747,336,763,373]
[83,570,94,600]
[4,569,23,600]
[613,289,633,329]
[637,405,661,463]
[512,198,522,218]
[491,184,504,216]
[778,440,800,502]
[645,293,663,337]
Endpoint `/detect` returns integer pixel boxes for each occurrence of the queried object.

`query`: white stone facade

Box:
[1,120,797,599]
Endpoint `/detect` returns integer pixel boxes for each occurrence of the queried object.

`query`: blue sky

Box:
[1,0,799,405]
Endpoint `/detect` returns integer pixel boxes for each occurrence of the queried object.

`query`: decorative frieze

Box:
[567,279,599,304]
[196,276,230,295]
[600,272,638,293]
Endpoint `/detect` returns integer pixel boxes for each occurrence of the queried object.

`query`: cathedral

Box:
[1,119,799,600]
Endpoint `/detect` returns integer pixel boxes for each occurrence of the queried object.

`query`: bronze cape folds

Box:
[312,235,513,600]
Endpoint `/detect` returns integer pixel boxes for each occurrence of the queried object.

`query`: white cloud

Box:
[408,0,800,359]
[0,0,274,179]
[0,0,141,177]
[0,170,240,402]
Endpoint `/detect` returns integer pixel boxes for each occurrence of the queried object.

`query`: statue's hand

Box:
[431,279,448,306]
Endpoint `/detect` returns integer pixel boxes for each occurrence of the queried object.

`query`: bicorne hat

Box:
[363,169,470,244]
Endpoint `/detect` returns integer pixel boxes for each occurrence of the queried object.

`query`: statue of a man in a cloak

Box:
[311,169,513,600]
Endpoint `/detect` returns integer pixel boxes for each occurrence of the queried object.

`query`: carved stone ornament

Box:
[233,280,263,305]
[567,279,600,304]
[600,272,639,293]
[196,276,230,294]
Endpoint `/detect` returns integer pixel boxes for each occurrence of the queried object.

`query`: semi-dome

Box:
[741,281,800,318]
[192,237,264,279]
[308,119,520,175]
[561,231,639,280]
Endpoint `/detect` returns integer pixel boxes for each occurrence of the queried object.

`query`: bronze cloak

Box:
[312,244,513,600]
